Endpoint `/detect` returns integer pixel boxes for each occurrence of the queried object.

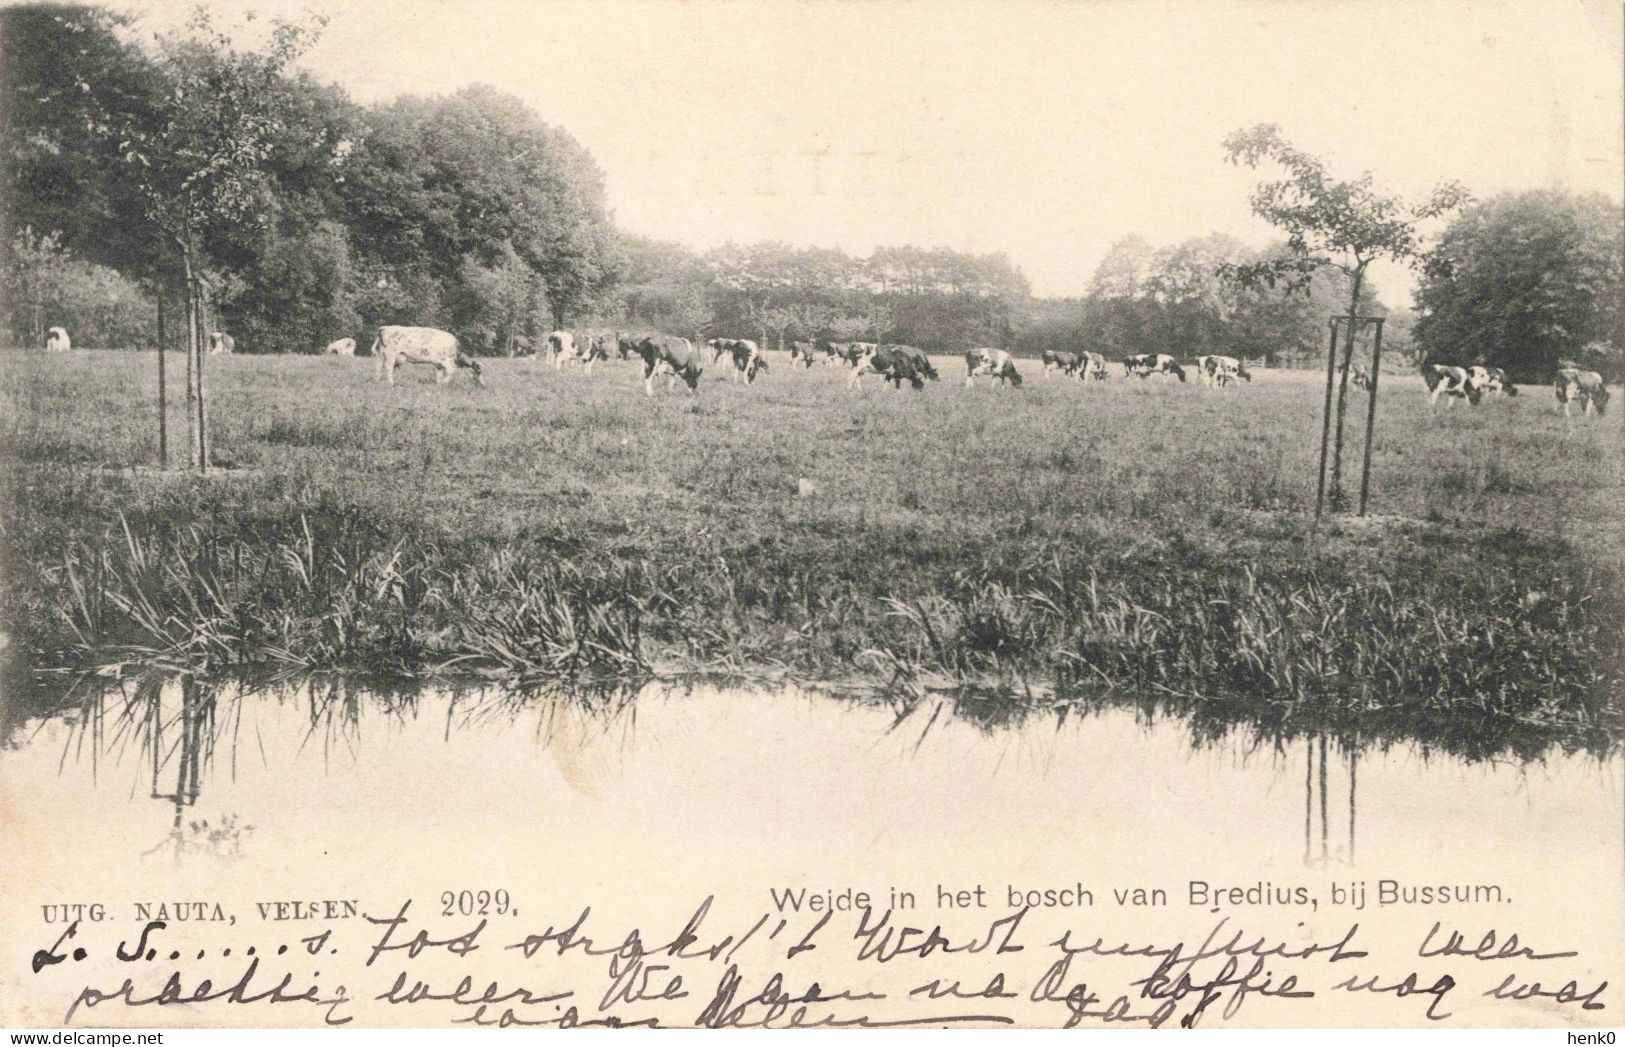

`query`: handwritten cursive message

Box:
[17,880,1613,1028]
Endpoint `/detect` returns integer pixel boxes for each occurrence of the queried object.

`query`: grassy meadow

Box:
[2,348,1622,751]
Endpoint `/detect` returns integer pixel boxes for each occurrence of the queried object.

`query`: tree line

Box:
[2,4,1619,380]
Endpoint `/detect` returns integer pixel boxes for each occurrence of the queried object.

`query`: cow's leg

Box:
[584,359,594,377]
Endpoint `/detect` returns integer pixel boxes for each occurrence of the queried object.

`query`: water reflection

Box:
[1303,736,1356,867]
[2,670,1619,873]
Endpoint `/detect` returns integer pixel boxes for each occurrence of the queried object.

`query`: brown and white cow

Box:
[965,347,1023,387]
[373,325,483,386]
[1422,363,1482,406]
[43,326,70,352]
[706,338,766,383]
[626,335,703,396]
[324,337,357,356]
[1202,355,1251,388]
[208,331,235,355]
[1123,353,1185,381]
[1554,368,1609,417]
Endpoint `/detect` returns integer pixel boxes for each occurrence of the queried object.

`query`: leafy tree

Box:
[1089,235,1156,300]
[235,220,362,353]
[1,5,165,278]
[1223,124,1469,512]
[1416,190,1623,381]
[342,86,617,338]
[3,227,153,348]
[76,6,325,470]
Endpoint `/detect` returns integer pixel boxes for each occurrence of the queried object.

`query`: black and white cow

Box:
[1554,368,1609,417]
[547,330,608,374]
[1422,363,1483,406]
[1476,366,1517,397]
[1080,351,1108,381]
[789,340,820,369]
[820,341,871,368]
[964,347,1023,387]
[626,335,703,396]
[706,338,766,383]
[1466,364,1517,399]
[1041,350,1083,380]
[1202,355,1251,388]
[1123,353,1185,381]
[847,344,934,390]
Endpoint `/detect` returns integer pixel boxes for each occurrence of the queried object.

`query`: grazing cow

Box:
[626,335,703,396]
[43,326,70,352]
[1042,350,1083,380]
[1080,351,1108,381]
[324,337,356,356]
[1202,355,1251,388]
[509,334,534,358]
[372,325,483,386]
[546,330,606,374]
[1194,355,1213,387]
[1554,368,1609,417]
[614,334,646,361]
[706,338,766,383]
[822,341,871,367]
[1123,353,1186,381]
[1422,363,1482,406]
[1352,364,1373,391]
[789,340,819,369]
[964,347,1023,387]
[208,331,235,355]
[1480,366,1517,397]
[894,345,938,382]
[850,344,932,390]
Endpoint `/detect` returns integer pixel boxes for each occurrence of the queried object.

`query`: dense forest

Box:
[2,4,1619,377]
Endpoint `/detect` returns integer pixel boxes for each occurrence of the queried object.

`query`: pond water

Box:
[2,674,1620,1027]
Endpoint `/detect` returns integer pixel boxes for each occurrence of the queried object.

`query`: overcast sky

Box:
[116,0,1623,301]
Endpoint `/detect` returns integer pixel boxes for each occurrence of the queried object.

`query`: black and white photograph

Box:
[0,0,1621,1030]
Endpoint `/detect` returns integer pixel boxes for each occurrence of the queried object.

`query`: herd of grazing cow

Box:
[30,322,1617,418]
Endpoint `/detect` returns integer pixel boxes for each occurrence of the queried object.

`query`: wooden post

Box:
[1358,319,1385,516]
[156,291,168,470]
[196,286,208,474]
[1328,318,1358,510]
[1314,320,1339,522]
[183,266,199,470]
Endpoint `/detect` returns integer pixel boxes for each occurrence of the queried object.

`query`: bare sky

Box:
[116,0,1623,300]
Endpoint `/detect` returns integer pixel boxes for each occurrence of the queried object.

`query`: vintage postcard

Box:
[1,0,1621,1031]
